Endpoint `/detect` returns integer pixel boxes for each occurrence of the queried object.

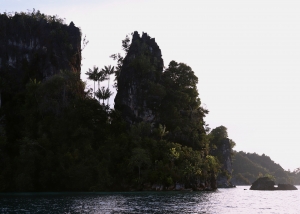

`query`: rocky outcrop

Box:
[0,12,81,91]
[277,184,298,190]
[250,177,297,190]
[114,31,164,125]
[250,177,276,190]
[212,138,235,188]
[0,12,81,109]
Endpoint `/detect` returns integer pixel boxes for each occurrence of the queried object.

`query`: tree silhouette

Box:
[85,66,99,98]
[95,86,113,105]
[97,69,108,89]
[101,65,115,105]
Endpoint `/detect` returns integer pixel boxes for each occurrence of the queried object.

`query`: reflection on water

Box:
[1,186,300,213]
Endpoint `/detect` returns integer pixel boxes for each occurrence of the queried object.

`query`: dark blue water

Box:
[1,186,299,213]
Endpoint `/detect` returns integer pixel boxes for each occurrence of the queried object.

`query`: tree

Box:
[110,34,131,88]
[157,124,168,140]
[163,61,198,91]
[209,126,228,141]
[160,60,209,149]
[85,66,99,98]
[101,65,115,105]
[130,147,151,181]
[95,86,114,105]
[122,34,131,53]
[85,66,109,103]
[96,69,108,89]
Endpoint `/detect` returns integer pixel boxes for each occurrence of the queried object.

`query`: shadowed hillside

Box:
[232,151,292,185]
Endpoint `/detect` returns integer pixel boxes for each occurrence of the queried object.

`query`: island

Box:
[250,177,297,190]
[0,11,237,192]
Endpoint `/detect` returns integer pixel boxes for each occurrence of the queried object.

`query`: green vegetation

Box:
[0,11,237,191]
[232,151,295,185]
[1,9,65,24]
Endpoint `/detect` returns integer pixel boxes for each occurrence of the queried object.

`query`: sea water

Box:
[0,186,299,213]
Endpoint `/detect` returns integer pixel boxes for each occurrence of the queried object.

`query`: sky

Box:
[2,0,300,171]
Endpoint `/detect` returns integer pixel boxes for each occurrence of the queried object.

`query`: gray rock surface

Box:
[212,138,235,188]
[0,15,81,82]
[114,31,164,125]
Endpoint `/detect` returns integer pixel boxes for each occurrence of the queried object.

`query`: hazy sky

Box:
[2,0,300,171]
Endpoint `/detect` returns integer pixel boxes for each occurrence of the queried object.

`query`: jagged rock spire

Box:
[114,31,164,125]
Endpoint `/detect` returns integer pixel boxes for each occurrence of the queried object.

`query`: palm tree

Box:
[85,66,99,98]
[95,86,114,105]
[101,65,115,105]
[97,69,108,89]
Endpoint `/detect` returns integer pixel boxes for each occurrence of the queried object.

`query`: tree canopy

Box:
[231,151,293,185]
[0,26,235,191]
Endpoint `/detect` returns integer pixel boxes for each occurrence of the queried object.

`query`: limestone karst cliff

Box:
[0,23,229,191]
[114,31,164,125]
[211,138,235,188]
[0,11,81,106]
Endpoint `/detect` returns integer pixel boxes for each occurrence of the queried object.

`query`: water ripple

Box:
[1,186,300,213]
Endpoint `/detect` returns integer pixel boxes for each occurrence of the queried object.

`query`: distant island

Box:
[231,151,300,186]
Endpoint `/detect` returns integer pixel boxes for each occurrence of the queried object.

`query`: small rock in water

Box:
[250,177,297,191]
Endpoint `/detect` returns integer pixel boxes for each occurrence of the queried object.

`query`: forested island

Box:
[232,151,300,185]
[0,10,299,192]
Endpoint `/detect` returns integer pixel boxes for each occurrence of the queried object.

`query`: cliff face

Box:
[0,12,81,109]
[212,138,234,188]
[0,12,81,97]
[114,31,164,125]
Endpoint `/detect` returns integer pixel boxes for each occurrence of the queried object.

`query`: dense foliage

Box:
[0,12,238,191]
[0,68,222,191]
[159,61,209,150]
